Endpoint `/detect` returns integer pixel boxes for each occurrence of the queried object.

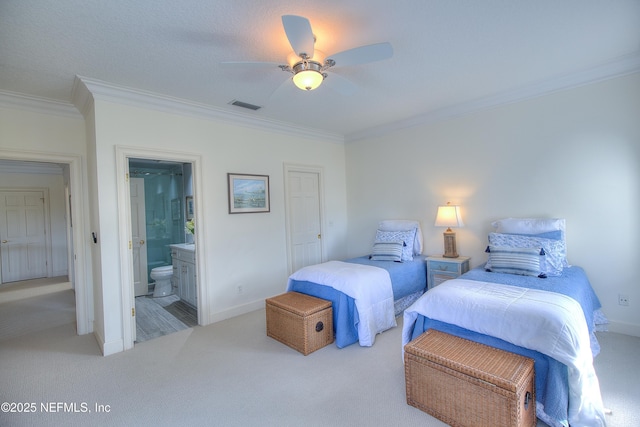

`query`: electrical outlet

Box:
[618,294,629,306]
[237,285,243,295]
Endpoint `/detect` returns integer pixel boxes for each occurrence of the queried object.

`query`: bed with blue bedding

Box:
[287,220,427,348]
[288,255,427,348]
[402,218,608,427]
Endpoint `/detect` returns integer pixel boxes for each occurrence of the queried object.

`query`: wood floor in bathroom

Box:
[134,294,197,343]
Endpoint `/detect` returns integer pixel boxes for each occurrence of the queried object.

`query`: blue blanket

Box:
[288,256,427,348]
[407,266,604,427]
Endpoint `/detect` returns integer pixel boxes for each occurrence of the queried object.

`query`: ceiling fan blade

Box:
[323,72,358,96]
[220,61,282,69]
[282,15,315,58]
[267,75,296,100]
[326,42,393,67]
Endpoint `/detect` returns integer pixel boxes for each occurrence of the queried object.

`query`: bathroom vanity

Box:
[170,244,197,308]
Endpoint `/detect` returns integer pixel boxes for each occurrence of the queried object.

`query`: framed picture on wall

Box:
[185,196,194,220]
[227,173,270,214]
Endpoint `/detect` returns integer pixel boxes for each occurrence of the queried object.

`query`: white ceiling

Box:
[1,1,639,141]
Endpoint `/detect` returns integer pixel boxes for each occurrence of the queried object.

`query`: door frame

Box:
[115,146,206,350]
[0,149,92,335]
[283,163,325,275]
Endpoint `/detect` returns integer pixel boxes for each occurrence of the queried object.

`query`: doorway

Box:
[116,146,206,350]
[128,158,197,342]
[0,154,90,336]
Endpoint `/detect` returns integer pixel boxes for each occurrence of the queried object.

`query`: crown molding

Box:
[70,76,94,118]
[3,52,638,145]
[73,76,345,144]
[345,53,640,142]
[0,90,82,119]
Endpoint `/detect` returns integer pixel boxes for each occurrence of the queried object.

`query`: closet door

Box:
[0,190,47,283]
[286,169,323,273]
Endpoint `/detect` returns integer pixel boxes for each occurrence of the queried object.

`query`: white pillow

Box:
[491,218,569,267]
[491,218,565,235]
[378,220,423,255]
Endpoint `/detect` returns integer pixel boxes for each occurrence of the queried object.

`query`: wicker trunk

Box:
[266,292,333,355]
[404,329,535,427]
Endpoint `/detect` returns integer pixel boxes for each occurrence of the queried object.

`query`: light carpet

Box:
[0,290,638,427]
[0,288,75,341]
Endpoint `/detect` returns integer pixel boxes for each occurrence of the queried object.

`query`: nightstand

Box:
[426,256,470,289]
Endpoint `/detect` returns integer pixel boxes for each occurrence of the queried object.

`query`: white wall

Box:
[345,72,640,336]
[0,107,86,154]
[88,98,348,354]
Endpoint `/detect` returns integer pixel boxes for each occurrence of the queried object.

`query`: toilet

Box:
[150,265,174,297]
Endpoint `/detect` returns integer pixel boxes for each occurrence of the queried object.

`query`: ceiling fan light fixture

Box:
[292,60,324,91]
[293,70,323,91]
[225,15,393,97]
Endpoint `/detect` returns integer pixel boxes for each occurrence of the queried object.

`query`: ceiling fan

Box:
[222,15,393,94]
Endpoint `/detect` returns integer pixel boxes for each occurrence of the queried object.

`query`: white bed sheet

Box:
[288,260,396,346]
[403,279,606,427]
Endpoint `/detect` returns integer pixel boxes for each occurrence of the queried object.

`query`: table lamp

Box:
[434,202,464,258]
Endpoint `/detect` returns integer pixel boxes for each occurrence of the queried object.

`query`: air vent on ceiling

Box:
[229,100,262,111]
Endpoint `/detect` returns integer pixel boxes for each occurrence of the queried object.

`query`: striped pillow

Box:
[371,241,404,262]
[485,246,544,277]
[375,228,416,261]
[488,232,564,276]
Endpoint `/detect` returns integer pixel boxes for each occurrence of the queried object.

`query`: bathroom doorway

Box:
[116,146,205,350]
[128,158,197,342]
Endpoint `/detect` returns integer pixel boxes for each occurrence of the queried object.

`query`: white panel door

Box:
[130,178,149,296]
[0,191,47,283]
[287,171,322,272]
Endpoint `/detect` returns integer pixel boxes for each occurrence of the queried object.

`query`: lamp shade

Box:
[293,69,323,91]
[435,203,463,258]
[434,204,464,229]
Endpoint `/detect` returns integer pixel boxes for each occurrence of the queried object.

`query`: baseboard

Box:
[93,329,105,355]
[102,337,125,356]
[93,328,125,356]
[605,320,640,338]
[207,299,265,325]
